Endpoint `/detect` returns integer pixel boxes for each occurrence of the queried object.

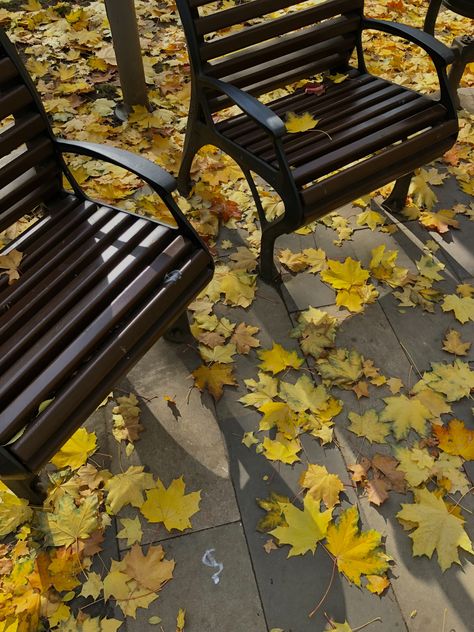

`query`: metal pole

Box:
[104,0,149,118]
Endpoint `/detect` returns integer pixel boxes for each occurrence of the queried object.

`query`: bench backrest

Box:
[177,0,363,112]
[0,30,62,235]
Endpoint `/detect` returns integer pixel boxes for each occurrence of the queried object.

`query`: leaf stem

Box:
[353,617,382,631]
[308,557,336,618]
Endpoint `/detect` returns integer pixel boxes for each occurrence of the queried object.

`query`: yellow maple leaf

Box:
[50,428,97,470]
[262,434,301,464]
[0,488,33,538]
[356,209,385,230]
[123,543,175,592]
[365,574,390,595]
[419,209,459,233]
[105,466,155,514]
[348,409,389,444]
[420,360,474,402]
[192,363,237,400]
[199,342,236,364]
[0,249,23,285]
[321,257,369,290]
[328,72,348,83]
[397,488,473,571]
[279,374,329,413]
[299,464,344,508]
[270,495,332,556]
[258,343,303,375]
[416,254,445,281]
[316,348,364,388]
[380,394,431,439]
[326,505,390,585]
[140,477,201,531]
[240,372,278,408]
[442,329,471,355]
[441,294,474,324]
[285,111,319,133]
[395,446,435,487]
[40,494,99,547]
[258,401,295,435]
[433,418,474,460]
[278,248,308,272]
[116,517,143,547]
[409,172,438,209]
[219,270,256,307]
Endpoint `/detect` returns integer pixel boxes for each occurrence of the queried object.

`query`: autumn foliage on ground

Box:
[0,0,473,631]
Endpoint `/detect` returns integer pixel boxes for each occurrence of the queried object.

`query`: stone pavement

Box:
[87,102,474,631]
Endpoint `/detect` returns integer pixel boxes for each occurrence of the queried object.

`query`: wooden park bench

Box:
[176,0,459,282]
[0,29,214,503]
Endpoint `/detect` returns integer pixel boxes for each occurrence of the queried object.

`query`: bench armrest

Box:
[361,18,456,67]
[199,75,286,138]
[55,139,177,196]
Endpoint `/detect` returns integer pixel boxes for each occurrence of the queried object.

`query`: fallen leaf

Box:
[0,249,23,284]
[433,418,474,460]
[441,294,474,323]
[348,409,389,444]
[397,488,473,571]
[105,466,155,514]
[140,477,201,531]
[50,428,97,470]
[326,506,390,585]
[442,329,471,355]
[192,363,237,400]
[380,394,431,439]
[270,495,332,556]
[299,464,344,508]
[285,111,319,133]
[258,343,303,374]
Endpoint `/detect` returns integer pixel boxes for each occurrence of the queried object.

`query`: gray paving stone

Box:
[121,522,267,632]
[216,407,408,632]
[109,338,240,547]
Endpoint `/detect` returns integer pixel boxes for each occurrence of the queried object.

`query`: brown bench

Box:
[176,0,459,282]
[0,29,214,503]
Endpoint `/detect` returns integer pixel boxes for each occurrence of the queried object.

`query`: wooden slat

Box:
[0,204,112,306]
[209,51,347,110]
[206,15,359,79]
[256,86,411,159]
[200,0,361,59]
[196,0,303,35]
[0,233,191,441]
[0,85,33,120]
[293,104,447,185]
[0,161,59,214]
[0,113,46,158]
[301,120,458,212]
[216,69,369,135]
[0,180,59,233]
[0,137,54,189]
[221,77,391,147]
[0,218,155,368]
[286,97,431,169]
[220,35,354,89]
[12,250,212,467]
[0,57,18,85]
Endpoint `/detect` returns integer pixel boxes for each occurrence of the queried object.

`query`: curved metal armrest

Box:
[361,18,456,67]
[55,138,177,196]
[199,75,286,138]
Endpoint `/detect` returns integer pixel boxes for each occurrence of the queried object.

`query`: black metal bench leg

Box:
[3,475,45,505]
[164,310,192,343]
[424,0,442,35]
[260,228,281,284]
[381,172,413,215]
